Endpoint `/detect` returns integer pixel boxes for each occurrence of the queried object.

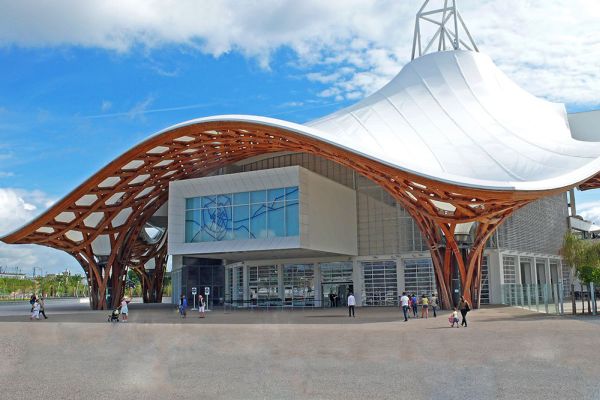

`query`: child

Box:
[30,300,40,320]
[449,307,459,328]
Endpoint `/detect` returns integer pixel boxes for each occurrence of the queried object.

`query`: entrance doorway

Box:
[322,283,353,307]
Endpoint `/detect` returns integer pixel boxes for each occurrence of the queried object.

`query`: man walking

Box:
[430,293,438,317]
[400,292,410,321]
[347,292,356,318]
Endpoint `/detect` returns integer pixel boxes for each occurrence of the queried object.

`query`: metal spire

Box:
[411,0,478,60]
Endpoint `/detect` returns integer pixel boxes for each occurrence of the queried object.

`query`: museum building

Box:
[3,1,600,310]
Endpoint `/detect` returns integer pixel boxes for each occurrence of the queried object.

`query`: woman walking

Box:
[420,294,429,319]
[198,294,206,318]
[411,293,418,318]
[458,296,471,327]
[38,296,48,319]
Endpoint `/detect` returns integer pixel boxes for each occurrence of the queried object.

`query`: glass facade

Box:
[404,258,437,297]
[362,261,398,306]
[249,265,279,306]
[185,187,299,242]
[283,264,315,307]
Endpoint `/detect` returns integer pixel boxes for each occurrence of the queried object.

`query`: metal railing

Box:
[501,283,564,315]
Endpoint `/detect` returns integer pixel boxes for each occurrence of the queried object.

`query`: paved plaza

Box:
[1,302,599,400]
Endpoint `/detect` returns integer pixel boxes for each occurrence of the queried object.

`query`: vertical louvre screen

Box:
[480,256,490,304]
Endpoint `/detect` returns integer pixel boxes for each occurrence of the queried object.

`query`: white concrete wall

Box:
[300,167,358,256]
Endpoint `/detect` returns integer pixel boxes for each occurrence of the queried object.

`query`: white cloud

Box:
[101,100,112,112]
[576,200,600,225]
[128,96,154,120]
[0,172,14,178]
[0,188,79,274]
[0,1,598,105]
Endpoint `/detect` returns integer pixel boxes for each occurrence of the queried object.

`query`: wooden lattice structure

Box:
[2,121,581,309]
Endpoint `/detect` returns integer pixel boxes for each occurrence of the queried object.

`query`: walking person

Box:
[38,296,48,319]
[180,295,188,318]
[30,300,40,320]
[400,292,410,321]
[430,293,438,317]
[198,294,206,318]
[458,295,471,327]
[449,307,460,328]
[421,294,429,319]
[411,293,419,318]
[29,294,37,313]
[347,292,356,318]
[120,297,129,322]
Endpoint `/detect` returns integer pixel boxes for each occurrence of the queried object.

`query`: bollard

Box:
[591,282,597,316]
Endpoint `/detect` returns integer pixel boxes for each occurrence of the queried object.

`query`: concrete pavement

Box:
[0,305,599,399]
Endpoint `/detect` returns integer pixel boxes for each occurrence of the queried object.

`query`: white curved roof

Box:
[165,50,600,191]
[307,50,600,191]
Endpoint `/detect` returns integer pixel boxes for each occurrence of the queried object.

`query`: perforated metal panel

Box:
[496,193,568,254]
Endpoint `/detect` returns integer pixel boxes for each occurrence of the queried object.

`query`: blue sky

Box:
[1,0,599,275]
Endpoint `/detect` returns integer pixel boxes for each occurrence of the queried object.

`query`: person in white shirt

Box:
[400,292,410,321]
[30,300,40,320]
[198,294,206,318]
[120,297,129,322]
[347,293,356,318]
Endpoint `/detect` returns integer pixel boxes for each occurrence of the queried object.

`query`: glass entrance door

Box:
[322,283,353,307]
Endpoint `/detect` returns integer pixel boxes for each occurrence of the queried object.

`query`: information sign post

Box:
[191,287,197,310]
[205,287,210,311]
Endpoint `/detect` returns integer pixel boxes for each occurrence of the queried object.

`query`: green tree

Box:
[561,232,600,314]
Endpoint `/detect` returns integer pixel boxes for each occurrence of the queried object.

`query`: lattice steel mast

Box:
[411,0,478,60]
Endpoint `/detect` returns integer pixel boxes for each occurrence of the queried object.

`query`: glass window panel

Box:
[185,210,201,242]
[250,190,266,204]
[233,205,250,240]
[201,195,216,208]
[250,204,267,238]
[285,201,299,236]
[186,197,201,210]
[201,208,231,241]
[233,191,249,205]
[268,188,285,203]
[267,201,285,237]
[285,186,299,201]
[217,194,232,207]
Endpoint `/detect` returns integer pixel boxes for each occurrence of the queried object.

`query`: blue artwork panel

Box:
[217,194,232,207]
[285,187,299,201]
[267,188,285,204]
[200,206,232,241]
[233,205,250,240]
[285,201,299,236]
[250,190,266,204]
[186,197,201,209]
[268,201,285,237]
[185,209,201,242]
[250,203,267,238]
[185,186,299,243]
[233,191,249,206]
[201,195,216,208]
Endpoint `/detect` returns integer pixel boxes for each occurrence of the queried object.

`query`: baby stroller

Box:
[107,307,120,322]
